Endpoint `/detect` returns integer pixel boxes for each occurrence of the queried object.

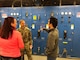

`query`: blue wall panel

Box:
[0,8,9,25]
[73,6,80,57]
[8,7,22,28]
[0,6,80,57]
[58,6,75,57]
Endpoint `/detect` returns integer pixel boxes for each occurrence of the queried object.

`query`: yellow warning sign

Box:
[33,15,37,20]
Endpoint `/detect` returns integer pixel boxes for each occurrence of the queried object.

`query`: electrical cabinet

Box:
[8,7,22,28]
[0,8,9,25]
[58,6,75,57]
[0,6,80,57]
[73,6,80,57]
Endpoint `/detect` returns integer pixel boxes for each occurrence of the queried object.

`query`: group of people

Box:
[0,16,59,60]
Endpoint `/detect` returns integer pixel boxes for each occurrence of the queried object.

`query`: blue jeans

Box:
[47,56,56,60]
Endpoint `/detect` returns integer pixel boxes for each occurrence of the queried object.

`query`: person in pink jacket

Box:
[0,17,24,60]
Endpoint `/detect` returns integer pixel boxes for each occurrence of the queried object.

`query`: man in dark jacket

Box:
[43,17,59,60]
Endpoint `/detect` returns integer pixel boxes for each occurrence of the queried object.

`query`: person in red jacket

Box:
[0,17,24,60]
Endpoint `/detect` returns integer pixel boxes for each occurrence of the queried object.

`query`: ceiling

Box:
[0,0,80,7]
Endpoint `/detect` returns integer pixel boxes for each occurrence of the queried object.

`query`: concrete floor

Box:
[24,55,80,60]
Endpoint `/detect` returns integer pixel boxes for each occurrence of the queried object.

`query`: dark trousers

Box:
[47,56,56,60]
[21,54,24,60]
[0,56,21,60]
